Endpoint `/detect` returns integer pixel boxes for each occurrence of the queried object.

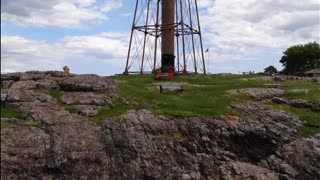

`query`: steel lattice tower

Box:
[124,0,206,74]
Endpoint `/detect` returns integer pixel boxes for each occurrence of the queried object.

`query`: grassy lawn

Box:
[110,74,265,118]
[280,81,320,101]
[108,74,319,137]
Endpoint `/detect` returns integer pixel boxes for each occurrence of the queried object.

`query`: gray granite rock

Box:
[240,88,285,100]
[61,92,112,106]
[58,74,117,92]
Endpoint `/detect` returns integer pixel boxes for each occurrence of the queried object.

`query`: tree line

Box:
[264,42,320,76]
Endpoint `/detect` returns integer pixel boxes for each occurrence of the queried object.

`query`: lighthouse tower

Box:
[124,0,206,74]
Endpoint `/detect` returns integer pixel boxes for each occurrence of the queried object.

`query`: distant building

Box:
[305,68,320,77]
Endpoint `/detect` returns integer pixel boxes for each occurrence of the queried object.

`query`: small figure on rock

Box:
[155,68,161,80]
[63,65,70,76]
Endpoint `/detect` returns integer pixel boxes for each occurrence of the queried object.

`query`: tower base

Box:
[161,54,175,68]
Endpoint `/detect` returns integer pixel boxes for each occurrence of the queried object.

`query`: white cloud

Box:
[1,0,122,28]
[1,0,320,74]
[199,0,320,69]
[1,33,128,73]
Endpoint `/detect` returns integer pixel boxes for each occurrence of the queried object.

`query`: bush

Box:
[161,66,169,73]
[264,65,278,75]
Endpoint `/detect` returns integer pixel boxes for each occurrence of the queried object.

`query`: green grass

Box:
[109,74,320,138]
[1,104,24,119]
[280,81,320,101]
[35,89,65,102]
[88,98,130,125]
[24,120,41,127]
[36,89,81,114]
[64,105,77,113]
[1,119,12,128]
[110,74,265,118]
[173,131,185,140]
[265,103,320,138]
[152,133,168,140]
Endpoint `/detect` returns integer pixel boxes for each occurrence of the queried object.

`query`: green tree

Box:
[280,42,320,75]
[264,65,277,75]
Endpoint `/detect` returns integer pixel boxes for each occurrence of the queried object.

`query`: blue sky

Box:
[1,0,320,75]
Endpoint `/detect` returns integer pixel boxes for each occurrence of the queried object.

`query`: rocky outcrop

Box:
[1,103,108,179]
[1,71,117,117]
[2,100,315,179]
[262,134,320,179]
[240,88,285,100]
[1,71,319,179]
[251,75,306,82]
[273,75,303,81]
[273,97,320,112]
[7,90,57,104]
[61,92,112,106]
[1,71,117,93]
[58,74,117,92]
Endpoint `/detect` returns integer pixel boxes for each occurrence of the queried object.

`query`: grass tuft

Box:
[173,131,185,140]
[1,119,12,128]
[1,104,24,119]
[24,120,41,127]
[64,105,77,113]
[35,89,64,102]
[89,98,130,125]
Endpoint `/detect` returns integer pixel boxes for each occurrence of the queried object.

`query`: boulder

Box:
[265,134,320,179]
[290,99,313,109]
[58,75,117,92]
[75,105,100,117]
[272,97,289,104]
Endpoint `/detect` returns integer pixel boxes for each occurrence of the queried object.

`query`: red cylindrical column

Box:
[161,0,175,68]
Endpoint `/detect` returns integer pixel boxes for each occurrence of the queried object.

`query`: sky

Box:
[1,0,320,75]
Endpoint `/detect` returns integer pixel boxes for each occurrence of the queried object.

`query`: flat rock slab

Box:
[153,82,187,90]
[61,92,112,106]
[7,90,57,104]
[58,74,117,92]
[240,88,285,100]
